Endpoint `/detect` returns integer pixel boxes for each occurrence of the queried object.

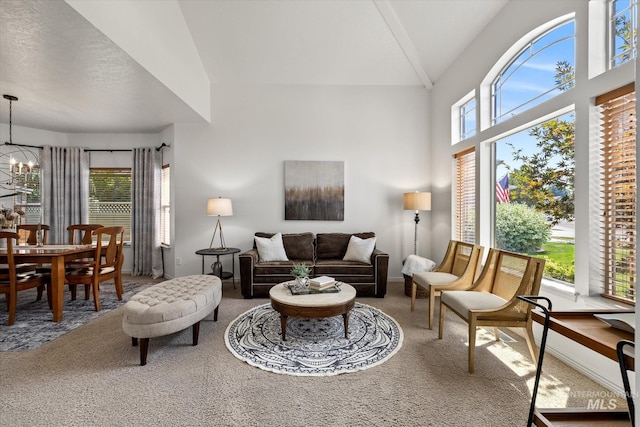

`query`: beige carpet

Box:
[0,278,625,426]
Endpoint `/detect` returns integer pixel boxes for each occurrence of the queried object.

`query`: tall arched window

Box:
[492,20,575,125]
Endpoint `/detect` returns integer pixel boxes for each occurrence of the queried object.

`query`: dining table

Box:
[0,244,97,322]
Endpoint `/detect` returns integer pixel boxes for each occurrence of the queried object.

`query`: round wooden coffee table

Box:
[269,282,356,341]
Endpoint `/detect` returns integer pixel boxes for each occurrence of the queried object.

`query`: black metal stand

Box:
[617,340,635,427]
[517,295,553,427]
[413,211,420,255]
[519,296,635,427]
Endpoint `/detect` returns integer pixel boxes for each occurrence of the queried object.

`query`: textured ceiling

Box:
[0,0,204,133]
[0,0,508,134]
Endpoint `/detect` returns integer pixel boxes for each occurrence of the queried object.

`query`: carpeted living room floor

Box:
[0,276,625,426]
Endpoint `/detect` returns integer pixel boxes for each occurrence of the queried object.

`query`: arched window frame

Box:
[479,13,575,132]
[490,19,576,125]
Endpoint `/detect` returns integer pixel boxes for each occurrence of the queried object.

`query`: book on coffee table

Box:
[309,276,336,290]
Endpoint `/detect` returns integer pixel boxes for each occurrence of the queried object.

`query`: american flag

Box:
[496,174,510,203]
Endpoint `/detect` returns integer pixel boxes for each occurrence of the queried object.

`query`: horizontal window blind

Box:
[597,82,636,303]
[455,147,476,244]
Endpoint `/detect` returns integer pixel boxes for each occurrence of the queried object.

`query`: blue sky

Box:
[494,20,575,179]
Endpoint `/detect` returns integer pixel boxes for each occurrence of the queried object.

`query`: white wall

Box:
[2,85,431,281]
[170,84,431,279]
[429,0,635,394]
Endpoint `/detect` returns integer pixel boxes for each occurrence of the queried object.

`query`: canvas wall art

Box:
[284,161,344,221]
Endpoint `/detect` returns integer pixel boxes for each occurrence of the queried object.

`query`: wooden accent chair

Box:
[16,224,50,245]
[66,223,103,300]
[438,248,546,373]
[0,231,51,325]
[65,226,124,312]
[411,240,484,329]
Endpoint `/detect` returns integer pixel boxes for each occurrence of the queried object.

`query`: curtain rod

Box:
[4,141,170,152]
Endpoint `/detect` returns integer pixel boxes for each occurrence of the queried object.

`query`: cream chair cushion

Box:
[440,290,507,321]
[412,271,459,290]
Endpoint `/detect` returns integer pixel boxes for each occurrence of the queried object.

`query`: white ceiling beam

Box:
[374,0,433,89]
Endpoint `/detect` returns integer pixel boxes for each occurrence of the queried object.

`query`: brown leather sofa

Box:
[239,232,389,298]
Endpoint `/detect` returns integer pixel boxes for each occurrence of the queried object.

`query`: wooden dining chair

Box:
[66,223,103,300]
[16,224,50,245]
[0,231,51,325]
[65,226,124,311]
[67,223,103,245]
[16,224,51,302]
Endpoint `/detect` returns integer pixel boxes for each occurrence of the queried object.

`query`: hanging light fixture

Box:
[2,94,37,195]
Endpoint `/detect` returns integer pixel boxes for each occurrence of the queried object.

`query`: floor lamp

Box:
[207,197,233,250]
[403,191,431,256]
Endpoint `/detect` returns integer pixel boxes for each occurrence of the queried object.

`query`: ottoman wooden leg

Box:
[193,321,200,346]
[213,306,219,321]
[139,338,149,366]
[132,337,138,346]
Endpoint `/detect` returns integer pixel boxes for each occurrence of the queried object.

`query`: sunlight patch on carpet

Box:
[225,302,403,376]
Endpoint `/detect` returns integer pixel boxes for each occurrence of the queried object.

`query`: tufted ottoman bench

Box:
[122,275,222,365]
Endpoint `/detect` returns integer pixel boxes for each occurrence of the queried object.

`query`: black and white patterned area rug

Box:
[225,303,403,376]
[0,281,152,351]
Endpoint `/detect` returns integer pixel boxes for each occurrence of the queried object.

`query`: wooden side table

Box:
[195,247,241,288]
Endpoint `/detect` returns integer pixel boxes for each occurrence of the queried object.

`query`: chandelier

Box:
[2,94,38,196]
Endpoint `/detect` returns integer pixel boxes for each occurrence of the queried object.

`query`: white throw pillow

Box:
[343,235,376,264]
[255,233,289,262]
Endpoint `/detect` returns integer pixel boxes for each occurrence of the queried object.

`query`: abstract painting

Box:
[284,161,344,221]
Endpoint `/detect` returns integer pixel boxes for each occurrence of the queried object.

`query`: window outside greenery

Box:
[495,113,575,283]
[89,168,132,241]
[610,0,638,68]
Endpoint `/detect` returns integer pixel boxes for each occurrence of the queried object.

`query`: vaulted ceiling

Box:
[0,0,508,134]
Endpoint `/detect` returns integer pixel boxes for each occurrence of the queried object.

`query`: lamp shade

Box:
[403,192,431,211]
[207,198,233,216]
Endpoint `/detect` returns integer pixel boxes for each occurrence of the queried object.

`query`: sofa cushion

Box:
[343,235,376,264]
[314,259,374,280]
[255,232,314,260]
[255,233,289,262]
[254,260,308,277]
[316,232,375,259]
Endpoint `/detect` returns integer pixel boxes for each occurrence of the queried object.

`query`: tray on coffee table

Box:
[285,281,342,295]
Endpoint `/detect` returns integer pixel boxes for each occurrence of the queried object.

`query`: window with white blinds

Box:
[161,164,170,245]
[455,148,476,244]
[596,82,636,303]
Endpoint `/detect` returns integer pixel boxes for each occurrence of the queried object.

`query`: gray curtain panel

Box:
[40,146,89,244]
[132,147,163,278]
